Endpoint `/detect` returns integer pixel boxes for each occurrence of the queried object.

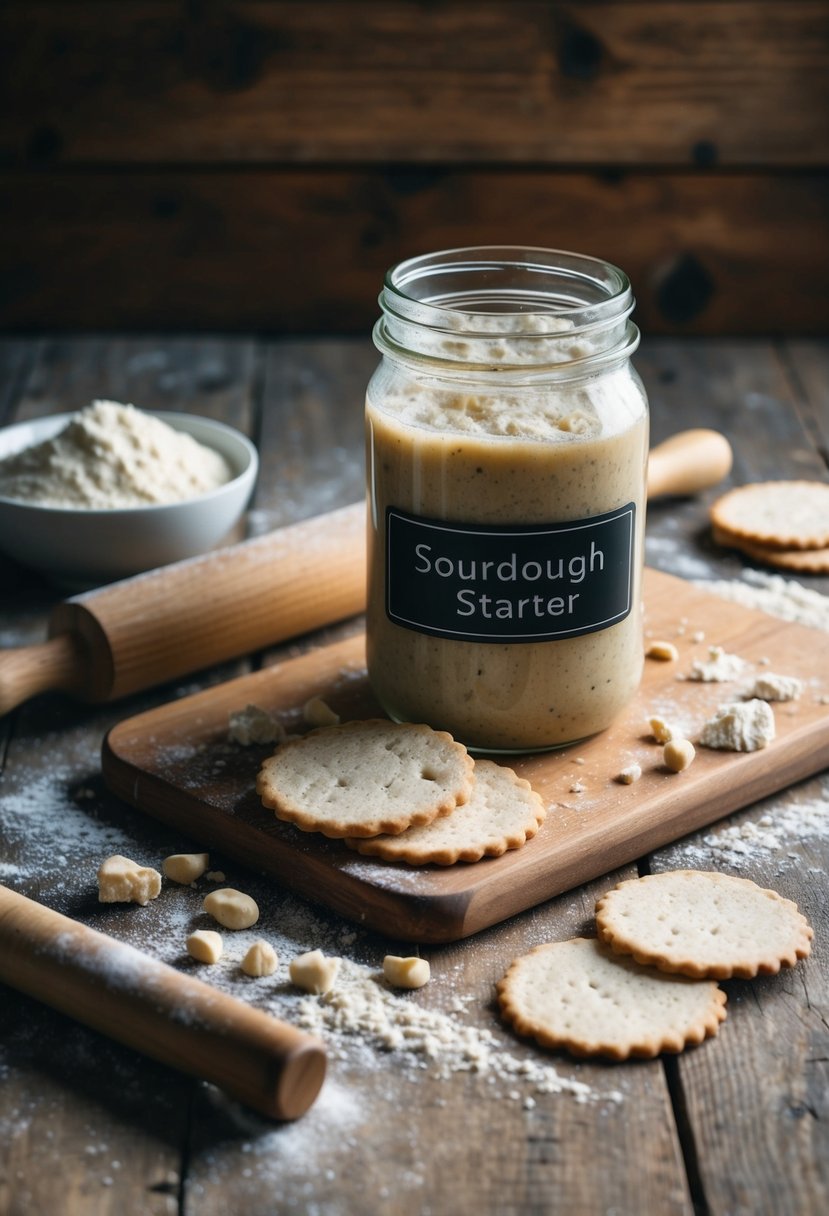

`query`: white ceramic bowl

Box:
[0,411,258,589]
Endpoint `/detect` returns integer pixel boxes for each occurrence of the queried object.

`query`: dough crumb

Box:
[748,673,803,703]
[569,781,586,794]
[663,739,696,773]
[383,955,431,989]
[700,700,775,752]
[302,697,341,727]
[228,704,286,746]
[646,641,679,662]
[241,940,278,978]
[163,852,209,885]
[290,949,341,995]
[205,871,226,883]
[649,716,675,745]
[617,764,642,785]
[688,645,745,683]
[203,887,259,930]
[97,855,161,906]
[187,930,223,964]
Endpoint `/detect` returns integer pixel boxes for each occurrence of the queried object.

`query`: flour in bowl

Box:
[0,400,232,508]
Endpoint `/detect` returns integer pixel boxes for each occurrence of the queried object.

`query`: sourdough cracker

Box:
[712,523,829,572]
[595,871,813,980]
[256,719,474,839]
[497,937,726,1060]
[345,758,545,865]
[710,481,829,551]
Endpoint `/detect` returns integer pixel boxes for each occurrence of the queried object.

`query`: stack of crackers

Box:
[256,719,546,866]
[498,870,813,1060]
[711,480,829,572]
[255,721,814,1063]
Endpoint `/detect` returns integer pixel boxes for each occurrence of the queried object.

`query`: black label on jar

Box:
[386,503,636,643]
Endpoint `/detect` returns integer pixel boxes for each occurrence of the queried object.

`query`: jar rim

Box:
[382,246,632,332]
[377,246,637,373]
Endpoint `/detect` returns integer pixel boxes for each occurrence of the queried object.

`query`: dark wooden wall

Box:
[1,2,828,335]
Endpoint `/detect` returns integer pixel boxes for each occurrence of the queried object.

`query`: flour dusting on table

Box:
[698,570,829,633]
[671,788,829,873]
[2,568,827,1189]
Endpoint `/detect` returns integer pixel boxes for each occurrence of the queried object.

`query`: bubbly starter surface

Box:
[366,368,649,751]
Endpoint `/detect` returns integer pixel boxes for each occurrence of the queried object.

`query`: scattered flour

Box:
[0,400,231,509]
[674,795,829,870]
[3,565,827,1190]
[0,744,618,1181]
[294,959,615,1104]
[699,570,829,633]
[645,534,716,580]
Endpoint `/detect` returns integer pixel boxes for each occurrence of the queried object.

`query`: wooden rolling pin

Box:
[0,885,326,1121]
[0,501,367,717]
[0,429,731,716]
[647,427,733,499]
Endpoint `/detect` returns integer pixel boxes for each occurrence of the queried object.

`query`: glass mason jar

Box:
[365,246,649,753]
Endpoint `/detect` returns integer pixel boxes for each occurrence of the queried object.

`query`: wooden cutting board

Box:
[103,569,829,942]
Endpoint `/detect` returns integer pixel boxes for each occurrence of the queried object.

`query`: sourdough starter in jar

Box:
[366,248,649,752]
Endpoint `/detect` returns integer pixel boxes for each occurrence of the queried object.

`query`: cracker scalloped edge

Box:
[595,872,814,981]
[255,718,475,839]
[710,481,829,551]
[343,762,546,865]
[496,938,727,1060]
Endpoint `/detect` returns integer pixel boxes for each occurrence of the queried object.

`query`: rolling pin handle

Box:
[0,632,88,717]
[647,428,733,500]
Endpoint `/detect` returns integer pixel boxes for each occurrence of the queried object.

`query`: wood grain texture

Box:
[1,336,827,1215]
[637,338,829,598]
[102,569,829,941]
[2,170,828,333]
[7,335,258,429]
[0,339,38,427]
[780,339,829,460]
[2,2,827,166]
[254,339,372,528]
[0,692,198,1216]
[178,870,694,1216]
[2,3,826,335]
[660,814,829,1216]
[643,341,829,1216]
[0,335,266,1215]
[639,338,829,481]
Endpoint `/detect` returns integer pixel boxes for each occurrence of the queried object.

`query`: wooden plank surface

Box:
[0,338,261,1216]
[3,2,827,166]
[102,573,829,941]
[0,336,827,1215]
[2,2,827,337]
[633,337,829,1216]
[656,808,829,1216]
[3,170,828,334]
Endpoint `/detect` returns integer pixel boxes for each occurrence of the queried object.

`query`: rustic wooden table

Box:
[1,336,827,1216]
